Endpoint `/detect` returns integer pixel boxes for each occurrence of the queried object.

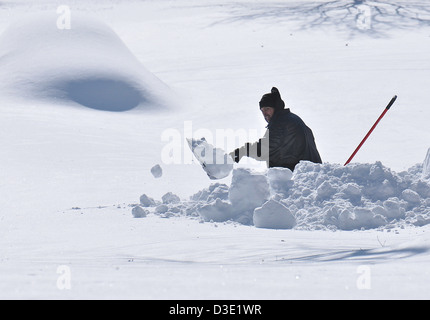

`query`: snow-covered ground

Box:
[1,0,430,299]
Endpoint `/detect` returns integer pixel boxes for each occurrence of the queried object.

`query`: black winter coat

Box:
[266,108,321,171]
[234,108,322,171]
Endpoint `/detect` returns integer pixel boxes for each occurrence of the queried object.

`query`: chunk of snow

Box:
[229,168,270,214]
[139,194,156,207]
[253,199,296,229]
[132,206,149,218]
[162,192,180,204]
[198,198,234,222]
[151,164,163,178]
[187,137,234,180]
[267,167,293,195]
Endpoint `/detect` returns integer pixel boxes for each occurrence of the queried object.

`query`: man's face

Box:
[261,106,275,123]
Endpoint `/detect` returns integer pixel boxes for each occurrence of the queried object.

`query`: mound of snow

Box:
[133,148,430,230]
[0,12,174,111]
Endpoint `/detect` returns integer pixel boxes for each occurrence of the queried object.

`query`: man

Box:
[230,87,322,171]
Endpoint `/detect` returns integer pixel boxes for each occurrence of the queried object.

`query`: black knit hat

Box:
[259,87,285,110]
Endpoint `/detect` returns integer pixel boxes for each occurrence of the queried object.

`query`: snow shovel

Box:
[187,137,234,180]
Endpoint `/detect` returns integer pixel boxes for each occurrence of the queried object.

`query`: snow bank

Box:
[0,12,174,111]
[134,148,430,230]
[288,160,430,230]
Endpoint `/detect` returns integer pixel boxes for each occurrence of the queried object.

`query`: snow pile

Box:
[0,12,173,111]
[134,148,430,231]
[286,160,430,230]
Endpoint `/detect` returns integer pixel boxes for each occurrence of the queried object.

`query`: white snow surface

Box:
[1,0,430,299]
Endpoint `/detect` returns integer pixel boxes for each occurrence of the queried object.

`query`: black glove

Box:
[229,148,241,163]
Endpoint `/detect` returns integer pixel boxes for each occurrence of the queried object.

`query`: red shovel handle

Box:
[344,95,397,166]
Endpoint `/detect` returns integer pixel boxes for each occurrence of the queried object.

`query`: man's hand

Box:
[229,149,241,163]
